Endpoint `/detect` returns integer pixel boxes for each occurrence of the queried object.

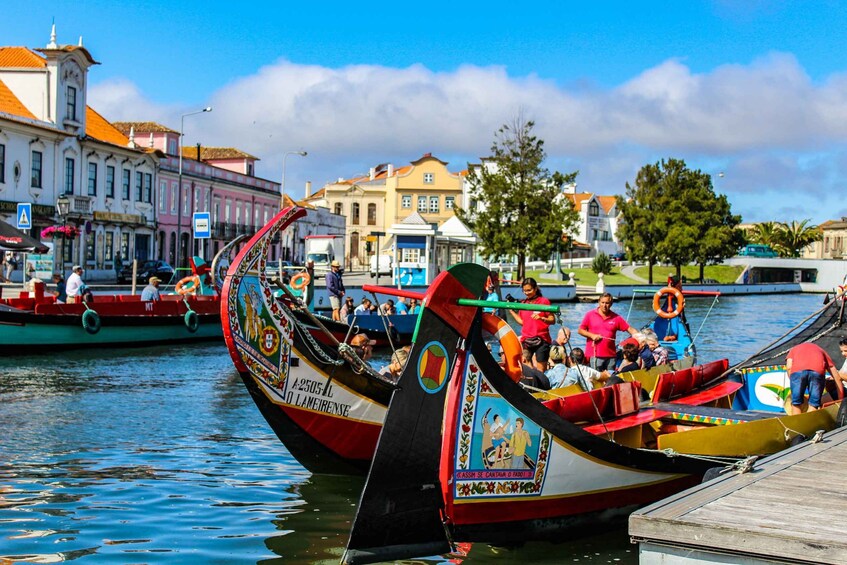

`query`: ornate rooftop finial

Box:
[148,132,154,148]
[128,126,137,149]
[78,36,84,47]
[47,22,58,49]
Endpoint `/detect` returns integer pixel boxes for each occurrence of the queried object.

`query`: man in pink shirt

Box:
[578,293,637,371]
[786,342,843,415]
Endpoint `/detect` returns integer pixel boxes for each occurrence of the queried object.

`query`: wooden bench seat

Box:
[670,380,743,406]
[543,382,642,424]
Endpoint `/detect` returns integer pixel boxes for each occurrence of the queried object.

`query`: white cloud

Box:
[88,54,847,223]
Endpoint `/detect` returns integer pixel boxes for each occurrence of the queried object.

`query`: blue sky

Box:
[4,1,847,223]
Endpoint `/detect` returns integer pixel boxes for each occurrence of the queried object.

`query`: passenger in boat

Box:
[349,333,376,362]
[483,276,500,314]
[326,260,345,322]
[340,296,356,319]
[643,331,670,365]
[563,347,609,390]
[617,341,643,373]
[785,342,843,414]
[508,418,532,469]
[633,332,656,369]
[66,265,85,304]
[407,298,420,315]
[51,273,66,303]
[354,298,375,316]
[545,345,569,388]
[395,297,409,315]
[519,348,551,390]
[379,347,410,382]
[508,278,555,372]
[578,293,637,371]
[141,276,162,302]
[380,300,396,315]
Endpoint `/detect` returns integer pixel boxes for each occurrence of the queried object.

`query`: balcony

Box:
[68,195,94,216]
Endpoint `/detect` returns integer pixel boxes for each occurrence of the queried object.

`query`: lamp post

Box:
[56,194,70,274]
[281,150,307,262]
[176,106,212,273]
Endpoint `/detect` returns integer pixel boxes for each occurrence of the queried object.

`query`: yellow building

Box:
[305,153,464,269]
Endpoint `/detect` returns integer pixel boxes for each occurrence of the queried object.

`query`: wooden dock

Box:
[630,425,847,564]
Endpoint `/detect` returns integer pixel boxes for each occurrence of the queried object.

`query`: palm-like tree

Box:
[749,221,782,248]
[778,219,822,257]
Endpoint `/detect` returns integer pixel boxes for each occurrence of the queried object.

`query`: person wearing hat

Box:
[141,276,162,302]
[326,259,345,321]
[349,333,375,362]
[66,265,85,303]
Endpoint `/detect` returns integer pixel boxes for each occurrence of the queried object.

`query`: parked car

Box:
[266,260,295,281]
[610,251,627,261]
[118,259,175,284]
[738,244,778,258]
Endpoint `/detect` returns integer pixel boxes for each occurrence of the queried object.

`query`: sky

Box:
[4,0,847,224]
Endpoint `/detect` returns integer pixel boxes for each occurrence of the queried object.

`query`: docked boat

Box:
[342,263,846,564]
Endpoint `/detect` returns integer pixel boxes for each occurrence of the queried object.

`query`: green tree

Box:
[777,219,821,257]
[748,222,782,248]
[591,252,613,275]
[687,176,744,281]
[455,116,578,280]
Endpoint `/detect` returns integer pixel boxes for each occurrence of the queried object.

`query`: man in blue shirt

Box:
[326,260,345,321]
[141,276,162,302]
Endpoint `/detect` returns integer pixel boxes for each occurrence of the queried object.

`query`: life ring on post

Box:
[184,309,200,333]
[175,275,201,296]
[653,287,684,319]
[82,309,101,335]
[290,271,311,291]
[482,313,523,383]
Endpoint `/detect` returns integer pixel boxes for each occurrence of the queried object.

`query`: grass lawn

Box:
[517,264,744,287]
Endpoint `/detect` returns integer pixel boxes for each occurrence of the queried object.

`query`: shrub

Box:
[592,252,613,275]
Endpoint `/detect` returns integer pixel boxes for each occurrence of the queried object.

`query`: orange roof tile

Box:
[0,78,36,119]
[304,187,326,200]
[0,47,46,68]
[112,121,178,135]
[597,195,618,214]
[566,193,594,209]
[182,146,257,161]
[85,106,130,147]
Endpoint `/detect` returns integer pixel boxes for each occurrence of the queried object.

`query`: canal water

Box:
[0,293,825,563]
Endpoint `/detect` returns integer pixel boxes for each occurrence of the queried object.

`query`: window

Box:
[429,196,439,213]
[401,248,421,262]
[352,202,360,225]
[0,144,5,183]
[401,195,411,208]
[195,188,201,214]
[183,184,190,215]
[87,163,97,196]
[159,181,166,211]
[64,157,75,194]
[105,232,114,262]
[67,86,77,121]
[106,166,115,198]
[122,169,131,200]
[423,172,434,184]
[121,232,129,261]
[247,163,254,176]
[86,232,95,261]
[418,196,427,213]
[367,203,377,225]
[144,173,152,203]
[135,172,143,201]
[334,202,343,216]
[170,182,177,213]
[32,151,44,188]
[445,196,454,210]
[589,201,600,216]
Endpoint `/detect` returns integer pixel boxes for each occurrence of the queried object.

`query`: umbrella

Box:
[0,219,49,253]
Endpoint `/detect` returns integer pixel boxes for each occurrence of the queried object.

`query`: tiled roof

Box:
[182,146,258,161]
[0,78,36,119]
[304,187,326,200]
[85,106,130,147]
[0,46,46,68]
[112,121,177,135]
[597,195,618,214]
[566,192,593,209]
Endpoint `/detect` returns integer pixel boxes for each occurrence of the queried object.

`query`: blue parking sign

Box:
[193,212,211,239]
[17,203,32,230]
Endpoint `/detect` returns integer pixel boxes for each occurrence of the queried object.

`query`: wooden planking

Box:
[631,426,847,564]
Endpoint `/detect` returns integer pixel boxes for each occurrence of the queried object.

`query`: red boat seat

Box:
[653,368,696,402]
[118,295,142,302]
[542,382,642,424]
[95,295,116,303]
[7,298,35,310]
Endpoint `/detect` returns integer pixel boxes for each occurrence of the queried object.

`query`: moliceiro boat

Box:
[342,263,846,564]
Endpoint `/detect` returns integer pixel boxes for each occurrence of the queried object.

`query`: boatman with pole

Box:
[578,292,638,371]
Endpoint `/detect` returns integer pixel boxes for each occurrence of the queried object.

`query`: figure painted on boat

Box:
[141,276,162,302]
[326,260,345,322]
[489,414,510,468]
[242,285,264,343]
[578,292,637,371]
[51,273,66,303]
[785,342,843,415]
[508,278,555,372]
[66,265,85,303]
[509,418,532,469]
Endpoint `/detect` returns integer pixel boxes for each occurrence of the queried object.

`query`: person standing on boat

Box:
[508,278,555,372]
[785,342,843,415]
[304,259,316,312]
[141,276,162,302]
[326,260,345,321]
[578,292,638,371]
[66,265,85,304]
[483,276,500,314]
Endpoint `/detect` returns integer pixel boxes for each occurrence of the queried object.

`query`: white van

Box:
[369,254,393,277]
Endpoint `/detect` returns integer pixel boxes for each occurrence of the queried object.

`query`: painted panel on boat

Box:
[734,365,790,411]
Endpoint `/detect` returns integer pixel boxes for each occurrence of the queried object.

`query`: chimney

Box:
[196,143,201,161]
[369,167,375,180]
[387,164,394,176]
[305,181,312,197]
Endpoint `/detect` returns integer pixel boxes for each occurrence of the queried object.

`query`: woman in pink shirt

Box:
[578,292,637,371]
[508,278,555,372]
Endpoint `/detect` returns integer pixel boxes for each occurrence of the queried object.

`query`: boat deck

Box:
[630,425,847,564]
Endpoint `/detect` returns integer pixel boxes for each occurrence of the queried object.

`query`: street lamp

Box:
[56,194,70,274]
[281,150,307,262]
[176,106,212,273]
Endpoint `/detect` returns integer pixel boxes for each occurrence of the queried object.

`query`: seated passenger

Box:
[340,296,356,319]
[617,342,642,373]
[349,333,375,362]
[354,298,375,316]
[545,345,568,388]
[380,347,410,382]
[563,347,609,390]
[518,348,551,390]
[643,330,669,365]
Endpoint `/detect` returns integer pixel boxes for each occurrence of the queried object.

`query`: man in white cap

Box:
[66,265,84,303]
[141,276,162,302]
[326,259,345,321]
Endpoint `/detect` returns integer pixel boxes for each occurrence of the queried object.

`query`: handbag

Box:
[522,336,545,349]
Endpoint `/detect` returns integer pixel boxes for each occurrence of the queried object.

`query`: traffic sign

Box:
[193,212,211,239]
[17,203,31,230]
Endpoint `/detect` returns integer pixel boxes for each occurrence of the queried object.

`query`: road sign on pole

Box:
[193,212,211,239]
[17,203,32,230]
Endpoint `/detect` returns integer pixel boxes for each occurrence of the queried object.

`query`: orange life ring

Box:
[290,271,311,291]
[175,275,201,296]
[653,287,684,319]
[482,313,523,383]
